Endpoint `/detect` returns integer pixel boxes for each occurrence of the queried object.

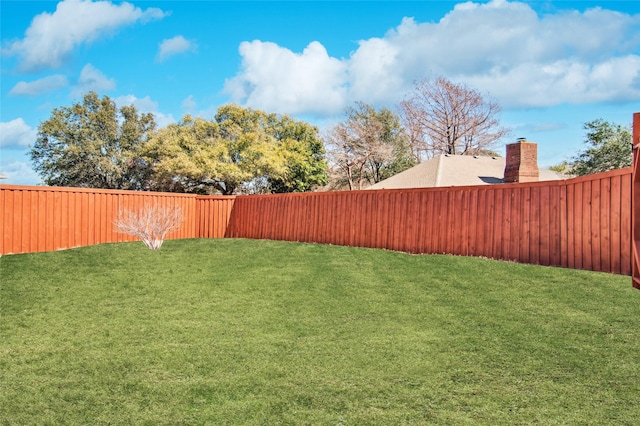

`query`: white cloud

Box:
[0,118,38,148]
[224,40,348,116]
[115,94,158,111]
[156,35,195,62]
[3,0,168,72]
[347,37,403,105]
[115,94,175,127]
[464,55,640,107]
[71,64,116,98]
[181,95,196,113]
[379,1,640,107]
[9,75,69,96]
[0,160,41,186]
[225,0,640,115]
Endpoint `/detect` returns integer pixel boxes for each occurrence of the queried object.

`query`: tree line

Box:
[29,78,633,194]
[31,93,330,194]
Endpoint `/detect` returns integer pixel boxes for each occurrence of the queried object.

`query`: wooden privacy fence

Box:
[633,112,640,288]
[0,185,233,255]
[226,168,632,276]
[0,168,633,276]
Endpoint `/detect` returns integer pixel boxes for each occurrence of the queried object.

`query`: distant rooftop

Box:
[368,154,564,190]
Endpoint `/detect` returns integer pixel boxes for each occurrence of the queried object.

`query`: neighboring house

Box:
[368,140,565,189]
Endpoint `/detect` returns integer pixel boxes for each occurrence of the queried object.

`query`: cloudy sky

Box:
[1,0,639,185]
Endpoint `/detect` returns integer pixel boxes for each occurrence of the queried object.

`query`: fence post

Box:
[633,112,640,289]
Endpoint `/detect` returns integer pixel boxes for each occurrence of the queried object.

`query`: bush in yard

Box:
[114,204,183,249]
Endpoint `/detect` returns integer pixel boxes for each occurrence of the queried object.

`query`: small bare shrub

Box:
[114,204,184,250]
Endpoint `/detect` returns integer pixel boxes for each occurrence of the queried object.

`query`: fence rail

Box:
[0,168,633,276]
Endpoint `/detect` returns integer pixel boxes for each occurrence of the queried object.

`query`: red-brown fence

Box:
[196,196,236,238]
[632,112,640,288]
[0,186,200,254]
[225,168,632,275]
[0,168,633,276]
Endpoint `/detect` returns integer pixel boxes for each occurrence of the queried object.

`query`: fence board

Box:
[575,183,585,270]
[507,188,518,262]
[583,181,594,271]
[621,175,632,276]
[358,192,368,248]
[566,183,575,269]
[425,191,437,254]
[20,190,31,254]
[342,193,351,246]
[393,192,402,251]
[539,186,551,266]
[500,189,510,261]
[598,178,610,272]
[453,190,464,256]
[491,189,504,262]
[549,185,561,267]
[476,189,489,258]
[591,180,602,271]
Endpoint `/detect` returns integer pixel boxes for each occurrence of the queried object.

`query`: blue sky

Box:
[1,0,639,185]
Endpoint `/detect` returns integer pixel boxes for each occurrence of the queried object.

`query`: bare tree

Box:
[114,204,184,249]
[400,77,509,160]
[400,110,429,163]
[324,123,367,190]
[325,102,413,190]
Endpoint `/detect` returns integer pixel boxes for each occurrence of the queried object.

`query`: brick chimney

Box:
[503,138,539,183]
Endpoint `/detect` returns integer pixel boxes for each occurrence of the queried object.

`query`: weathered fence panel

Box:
[225,169,632,275]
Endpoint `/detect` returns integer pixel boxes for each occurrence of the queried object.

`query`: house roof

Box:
[368,154,564,190]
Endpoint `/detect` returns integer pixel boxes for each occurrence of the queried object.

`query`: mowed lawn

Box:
[1,239,639,425]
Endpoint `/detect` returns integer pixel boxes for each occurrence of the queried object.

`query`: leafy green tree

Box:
[141,115,225,193]
[30,92,156,189]
[325,102,414,190]
[548,160,572,174]
[571,119,632,176]
[143,105,328,195]
[264,115,328,192]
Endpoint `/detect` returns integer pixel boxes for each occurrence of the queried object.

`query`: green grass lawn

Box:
[1,239,639,425]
